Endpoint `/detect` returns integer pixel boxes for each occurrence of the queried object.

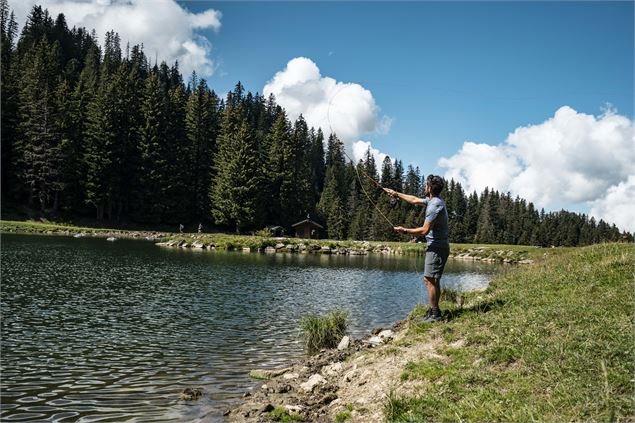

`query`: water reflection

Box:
[1,234,501,421]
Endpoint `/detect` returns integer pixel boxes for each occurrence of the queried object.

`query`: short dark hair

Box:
[426,175,444,196]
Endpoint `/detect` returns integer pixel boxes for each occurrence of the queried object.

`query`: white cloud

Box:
[263,57,391,163]
[352,140,387,167]
[439,106,635,232]
[589,176,635,233]
[12,0,221,77]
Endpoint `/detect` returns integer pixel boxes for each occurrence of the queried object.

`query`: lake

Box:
[0,234,501,422]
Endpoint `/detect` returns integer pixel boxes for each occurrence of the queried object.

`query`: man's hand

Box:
[393,226,406,234]
[384,188,398,198]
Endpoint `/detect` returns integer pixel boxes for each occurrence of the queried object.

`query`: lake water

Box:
[0,234,500,422]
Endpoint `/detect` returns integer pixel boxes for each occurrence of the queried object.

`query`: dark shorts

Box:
[424,246,450,279]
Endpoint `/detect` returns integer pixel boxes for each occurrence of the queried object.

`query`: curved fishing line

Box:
[326,85,396,228]
[327,85,425,303]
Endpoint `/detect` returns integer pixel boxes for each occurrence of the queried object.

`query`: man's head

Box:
[426,175,444,197]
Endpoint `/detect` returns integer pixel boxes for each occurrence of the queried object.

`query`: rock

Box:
[366,336,382,347]
[371,327,383,335]
[242,247,251,252]
[275,243,285,250]
[260,404,275,414]
[283,372,299,380]
[300,374,326,392]
[285,244,298,252]
[179,387,203,401]
[191,240,205,249]
[320,246,332,254]
[519,259,533,264]
[298,244,307,251]
[343,369,358,382]
[322,362,343,376]
[106,237,116,242]
[285,405,304,413]
[377,329,394,340]
[337,336,350,350]
[249,367,292,380]
[264,246,276,253]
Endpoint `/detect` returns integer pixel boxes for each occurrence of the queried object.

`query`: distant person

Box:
[384,175,449,323]
[179,224,184,233]
[198,223,202,234]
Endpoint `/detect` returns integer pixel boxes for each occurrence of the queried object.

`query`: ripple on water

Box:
[1,234,499,421]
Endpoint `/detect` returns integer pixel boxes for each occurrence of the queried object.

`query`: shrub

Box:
[300,310,348,355]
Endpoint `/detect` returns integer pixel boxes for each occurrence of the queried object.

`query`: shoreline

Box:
[0,220,537,264]
[223,243,633,422]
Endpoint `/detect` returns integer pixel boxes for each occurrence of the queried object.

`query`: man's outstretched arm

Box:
[394,220,432,236]
[383,188,425,206]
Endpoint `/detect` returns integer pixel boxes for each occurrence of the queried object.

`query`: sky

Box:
[10,0,635,232]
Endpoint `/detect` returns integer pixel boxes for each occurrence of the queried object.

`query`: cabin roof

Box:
[291,218,324,229]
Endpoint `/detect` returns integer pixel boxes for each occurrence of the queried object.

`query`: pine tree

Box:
[14,38,63,210]
[1,0,18,197]
[185,76,219,220]
[210,104,263,232]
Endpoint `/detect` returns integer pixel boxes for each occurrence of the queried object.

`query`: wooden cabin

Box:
[291,216,323,239]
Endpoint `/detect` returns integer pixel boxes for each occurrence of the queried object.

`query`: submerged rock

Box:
[179,386,203,401]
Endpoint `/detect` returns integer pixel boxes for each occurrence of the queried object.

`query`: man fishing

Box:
[384,175,449,323]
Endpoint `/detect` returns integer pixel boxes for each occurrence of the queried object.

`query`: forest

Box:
[1,2,630,246]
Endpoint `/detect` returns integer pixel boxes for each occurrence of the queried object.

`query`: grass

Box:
[300,310,349,355]
[334,410,352,422]
[385,243,634,422]
[267,406,302,422]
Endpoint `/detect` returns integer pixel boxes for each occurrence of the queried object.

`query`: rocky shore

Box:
[224,319,431,422]
[157,236,534,264]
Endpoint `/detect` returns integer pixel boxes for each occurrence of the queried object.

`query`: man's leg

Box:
[424,276,441,310]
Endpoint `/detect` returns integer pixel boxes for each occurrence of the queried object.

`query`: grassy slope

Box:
[388,243,634,421]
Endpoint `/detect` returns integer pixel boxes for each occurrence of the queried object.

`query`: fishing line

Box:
[326,86,396,228]
[327,86,427,305]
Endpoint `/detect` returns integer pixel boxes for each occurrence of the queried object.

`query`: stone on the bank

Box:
[285,405,304,413]
[367,336,382,347]
[300,374,326,392]
[264,246,276,253]
[322,362,343,377]
[378,329,394,340]
[321,246,332,254]
[337,336,350,350]
[283,372,299,380]
[242,247,251,252]
[249,367,291,380]
[191,241,204,249]
[275,243,285,250]
[285,244,297,251]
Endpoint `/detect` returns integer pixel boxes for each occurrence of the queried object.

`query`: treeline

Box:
[1,3,630,246]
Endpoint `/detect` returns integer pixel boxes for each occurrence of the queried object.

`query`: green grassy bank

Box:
[388,243,634,421]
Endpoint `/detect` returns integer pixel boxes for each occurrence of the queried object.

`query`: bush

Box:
[300,310,348,355]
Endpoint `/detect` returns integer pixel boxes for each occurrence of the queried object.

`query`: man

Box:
[384,175,449,323]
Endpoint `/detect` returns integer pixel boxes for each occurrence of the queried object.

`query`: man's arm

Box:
[394,220,432,236]
[383,188,425,206]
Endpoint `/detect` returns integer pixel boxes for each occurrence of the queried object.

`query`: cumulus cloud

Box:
[11,0,221,77]
[263,57,390,164]
[439,106,635,231]
[589,176,635,233]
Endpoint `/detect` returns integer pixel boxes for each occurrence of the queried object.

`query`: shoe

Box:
[414,308,438,324]
[422,309,442,323]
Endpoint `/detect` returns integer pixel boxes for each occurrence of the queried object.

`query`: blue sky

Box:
[185,1,633,171]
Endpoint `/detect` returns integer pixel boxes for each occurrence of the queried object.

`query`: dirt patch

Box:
[225,321,443,422]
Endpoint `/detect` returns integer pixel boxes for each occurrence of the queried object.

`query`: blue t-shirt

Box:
[423,197,449,248]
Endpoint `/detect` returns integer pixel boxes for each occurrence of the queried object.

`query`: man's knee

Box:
[424,276,438,286]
